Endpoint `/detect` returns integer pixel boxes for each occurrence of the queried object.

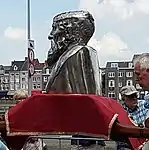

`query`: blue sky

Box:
[0,0,79,65]
[1,0,149,66]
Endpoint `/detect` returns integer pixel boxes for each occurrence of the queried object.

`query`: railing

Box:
[23,135,115,150]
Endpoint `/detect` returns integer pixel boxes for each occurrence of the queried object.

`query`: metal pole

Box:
[117,67,119,101]
[27,0,32,96]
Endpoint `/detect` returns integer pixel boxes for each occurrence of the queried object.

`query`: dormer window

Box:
[128,63,133,68]
[14,65,18,71]
[111,63,118,68]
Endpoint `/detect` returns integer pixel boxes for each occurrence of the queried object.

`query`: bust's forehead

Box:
[53,10,91,22]
[52,17,76,27]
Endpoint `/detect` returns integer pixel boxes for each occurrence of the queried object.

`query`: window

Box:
[15,84,20,90]
[126,72,133,77]
[10,76,14,82]
[43,76,48,82]
[22,78,26,82]
[46,68,50,74]
[10,84,14,90]
[128,63,133,68]
[4,77,8,83]
[21,84,26,89]
[32,77,36,82]
[22,72,25,75]
[15,78,19,83]
[5,85,9,90]
[118,72,123,77]
[108,92,115,98]
[1,85,4,91]
[119,82,122,87]
[33,84,36,89]
[111,63,118,68]
[14,65,18,71]
[108,80,115,87]
[37,84,41,89]
[37,77,40,82]
[108,72,115,78]
[126,80,132,86]
[36,71,41,74]
[33,83,41,89]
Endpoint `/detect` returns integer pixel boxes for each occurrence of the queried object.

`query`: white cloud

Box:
[79,0,149,66]
[88,32,133,66]
[4,26,26,40]
[79,0,149,20]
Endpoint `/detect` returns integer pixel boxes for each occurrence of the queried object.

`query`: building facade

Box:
[104,59,145,101]
[0,65,10,98]
[0,57,48,97]
[0,54,147,101]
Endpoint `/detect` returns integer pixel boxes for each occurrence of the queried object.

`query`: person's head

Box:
[47,10,95,66]
[120,85,138,109]
[134,53,149,91]
[13,89,28,102]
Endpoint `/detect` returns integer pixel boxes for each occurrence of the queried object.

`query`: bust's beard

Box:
[47,39,68,67]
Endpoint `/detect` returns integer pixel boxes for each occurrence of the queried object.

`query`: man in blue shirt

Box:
[117,85,149,150]
[121,85,148,126]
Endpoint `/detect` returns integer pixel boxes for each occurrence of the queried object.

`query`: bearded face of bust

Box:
[47,10,95,67]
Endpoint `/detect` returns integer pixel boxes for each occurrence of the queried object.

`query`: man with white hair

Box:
[134,53,149,150]
[134,53,149,92]
[134,53,149,126]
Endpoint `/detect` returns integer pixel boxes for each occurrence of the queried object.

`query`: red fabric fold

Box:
[6,94,147,149]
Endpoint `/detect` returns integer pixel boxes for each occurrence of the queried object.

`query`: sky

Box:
[1,0,149,67]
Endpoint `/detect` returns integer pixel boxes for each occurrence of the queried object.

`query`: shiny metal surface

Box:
[46,10,101,95]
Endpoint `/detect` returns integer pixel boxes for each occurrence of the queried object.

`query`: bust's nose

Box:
[48,35,53,40]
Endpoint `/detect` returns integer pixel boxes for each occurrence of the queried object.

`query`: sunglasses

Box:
[126,94,138,99]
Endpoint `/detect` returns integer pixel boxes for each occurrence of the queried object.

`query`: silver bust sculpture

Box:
[46,10,101,95]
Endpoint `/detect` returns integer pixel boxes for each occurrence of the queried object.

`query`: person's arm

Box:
[112,122,149,139]
[0,119,149,138]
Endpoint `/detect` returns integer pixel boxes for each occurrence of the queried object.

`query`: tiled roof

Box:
[10,61,25,71]
[4,57,45,72]
[33,59,45,70]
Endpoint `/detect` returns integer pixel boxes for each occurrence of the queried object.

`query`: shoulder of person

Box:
[138,99,145,104]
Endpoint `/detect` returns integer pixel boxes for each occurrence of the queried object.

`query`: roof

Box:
[3,66,11,71]
[33,59,45,70]
[106,61,132,68]
[132,54,140,62]
[0,65,4,70]
[9,57,45,71]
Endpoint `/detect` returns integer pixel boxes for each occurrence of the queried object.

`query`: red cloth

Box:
[5,94,147,149]
[31,90,42,95]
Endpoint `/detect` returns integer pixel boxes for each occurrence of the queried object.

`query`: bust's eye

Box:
[63,22,68,26]
[58,24,65,30]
